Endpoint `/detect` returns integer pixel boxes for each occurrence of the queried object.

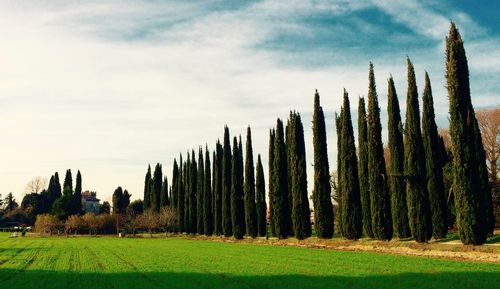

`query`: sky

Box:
[1,0,499,204]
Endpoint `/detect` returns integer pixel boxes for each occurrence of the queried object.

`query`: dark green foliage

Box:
[4,193,18,211]
[422,72,448,239]
[189,150,198,233]
[161,177,169,208]
[222,127,233,237]
[172,160,179,209]
[335,112,342,236]
[244,127,258,238]
[255,154,267,237]
[204,146,214,236]
[312,90,334,239]
[184,155,190,233]
[112,186,125,214]
[63,169,73,192]
[152,163,163,212]
[143,165,152,210]
[100,201,111,215]
[446,23,493,244]
[126,200,143,216]
[357,97,374,238]
[268,129,276,236]
[366,63,393,240]
[231,137,245,239]
[339,91,363,240]
[404,58,432,242]
[177,155,185,232]
[288,112,312,240]
[387,76,411,239]
[197,148,205,234]
[74,171,82,214]
[47,173,62,211]
[272,119,292,239]
[213,141,223,235]
[51,187,74,220]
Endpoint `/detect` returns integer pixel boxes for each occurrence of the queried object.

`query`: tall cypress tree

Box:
[335,112,343,236]
[289,112,312,239]
[63,169,73,192]
[152,163,163,212]
[339,91,363,240]
[367,63,393,240]
[285,119,293,234]
[357,97,374,238]
[172,159,179,209]
[404,58,432,242]
[222,127,233,237]
[268,129,276,236]
[189,150,198,233]
[112,186,124,214]
[161,176,169,208]
[422,72,448,239]
[204,146,214,236]
[143,165,152,210]
[244,127,258,238]
[255,154,267,237]
[184,154,191,233]
[178,155,185,232]
[387,76,411,239]
[273,119,292,239]
[74,170,82,214]
[213,141,223,235]
[312,90,334,239]
[197,148,205,234]
[231,136,245,239]
[446,23,493,244]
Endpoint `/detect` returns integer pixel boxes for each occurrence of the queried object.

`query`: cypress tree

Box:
[213,141,223,235]
[268,129,276,236]
[74,170,82,214]
[184,154,191,233]
[335,112,343,236]
[63,169,73,192]
[54,172,62,200]
[197,148,205,234]
[152,163,163,212]
[339,91,363,239]
[358,97,374,238]
[189,150,198,233]
[255,154,267,237]
[404,58,432,242]
[244,127,258,238]
[289,112,312,239]
[161,176,169,208]
[178,155,185,232]
[231,136,245,239]
[273,119,292,239]
[172,159,179,209]
[204,146,214,236]
[312,90,334,238]
[446,23,493,244]
[112,186,124,214]
[422,72,448,239]
[367,63,393,240]
[143,165,152,210]
[285,119,293,234]
[222,127,233,237]
[387,76,411,239]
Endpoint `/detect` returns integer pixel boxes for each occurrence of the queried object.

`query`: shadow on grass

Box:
[0,269,498,289]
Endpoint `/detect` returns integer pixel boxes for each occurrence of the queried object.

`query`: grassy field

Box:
[0,233,498,289]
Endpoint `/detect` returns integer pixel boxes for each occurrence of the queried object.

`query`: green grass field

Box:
[0,233,498,289]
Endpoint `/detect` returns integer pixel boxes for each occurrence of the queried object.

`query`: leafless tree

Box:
[24,177,48,194]
[476,108,500,183]
[159,206,178,235]
[137,209,159,237]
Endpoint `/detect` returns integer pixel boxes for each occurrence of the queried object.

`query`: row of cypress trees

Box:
[143,164,170,212]
[142,23,493,244]
[155,126,267,239]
